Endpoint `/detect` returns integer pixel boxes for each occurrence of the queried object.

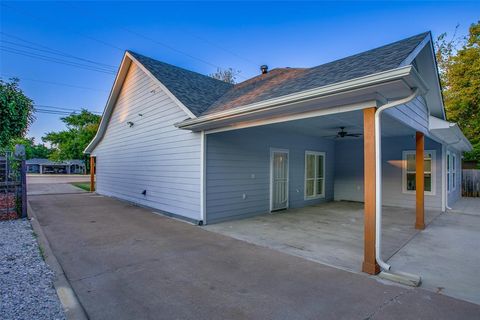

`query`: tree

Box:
[7,137,53,159]
[209,67,241,84]
[0,78,35,149]
[42,109,100,161]
[435,21,480,162]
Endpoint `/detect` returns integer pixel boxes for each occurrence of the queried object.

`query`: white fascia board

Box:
[205,100,377,135]
[84,51,198,154]
[84,53,131,154]
[176,66,415,131]
[400,33,446,120]
[429,116,472,152]
[126,52,197,119]
[399,33,431,67]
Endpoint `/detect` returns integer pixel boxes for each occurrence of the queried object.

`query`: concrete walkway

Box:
[28,193,480,320]
[449,197,480,216]
[387,211,480,305]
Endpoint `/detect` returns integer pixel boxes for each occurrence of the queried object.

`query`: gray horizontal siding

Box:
[385,96,429,134]
[92,62,201,220]
[334,136,443,210]
[206,126,335,223]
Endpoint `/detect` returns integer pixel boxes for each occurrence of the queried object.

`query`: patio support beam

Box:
[362,107,380,275]
[90,156,95,192]
[415,132,425,229]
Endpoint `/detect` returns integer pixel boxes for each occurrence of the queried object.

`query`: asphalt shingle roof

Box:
[129,51,233,116]
[131,32,429,118]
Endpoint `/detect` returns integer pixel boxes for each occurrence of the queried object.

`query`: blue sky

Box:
[1,1,478,144]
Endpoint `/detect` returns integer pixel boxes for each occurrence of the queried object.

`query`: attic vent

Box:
[260,65,268,74]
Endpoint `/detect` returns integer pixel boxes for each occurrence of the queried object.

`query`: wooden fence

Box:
[462,169,480,197]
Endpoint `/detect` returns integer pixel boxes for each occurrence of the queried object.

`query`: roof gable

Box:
[202,32,430,115]
[128,51,233,116]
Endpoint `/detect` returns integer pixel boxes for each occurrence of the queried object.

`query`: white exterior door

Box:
[270,149,289,211]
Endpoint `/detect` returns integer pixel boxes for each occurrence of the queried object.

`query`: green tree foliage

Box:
[42,109,100,161]
[436,21,480,162]
[209,67,241,84]
[7,137,53,159]
[0,78,35,148]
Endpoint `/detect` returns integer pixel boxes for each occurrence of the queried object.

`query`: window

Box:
[452,153,457,190]
[305,151,325,199]
[402,150,436,195]
[447,152,451,192]
[447,151,456,192]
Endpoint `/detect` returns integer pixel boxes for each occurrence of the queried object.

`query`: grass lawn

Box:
[70,182,91,191]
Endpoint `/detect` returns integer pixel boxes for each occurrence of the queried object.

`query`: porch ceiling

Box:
[263,110,416,139]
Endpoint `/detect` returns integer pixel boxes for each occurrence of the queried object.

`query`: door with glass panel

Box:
[270,149,289,211]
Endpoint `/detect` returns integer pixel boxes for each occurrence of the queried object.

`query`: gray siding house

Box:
[85,32,471,274]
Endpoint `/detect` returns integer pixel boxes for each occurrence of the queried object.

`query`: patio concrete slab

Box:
[204,201,440,272]
[387,211,480,305]
[449,197,480,216]
[28,193,480,319]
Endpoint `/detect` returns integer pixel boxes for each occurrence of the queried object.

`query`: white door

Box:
[270,149,289,211]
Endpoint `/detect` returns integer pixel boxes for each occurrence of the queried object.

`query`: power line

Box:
[0,32,118,69]
[35,104,102,113]
[179,28,258,66]
[63,1,249,80]
[1,2,124,52]
[0,46,117,74]
[0,74,109,92]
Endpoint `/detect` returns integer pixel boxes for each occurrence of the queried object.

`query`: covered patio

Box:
[205,201,441,272]
[201,101,440,274]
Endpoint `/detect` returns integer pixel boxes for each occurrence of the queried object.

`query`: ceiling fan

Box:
[323,127,362,139]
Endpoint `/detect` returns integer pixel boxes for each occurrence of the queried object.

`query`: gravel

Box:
[0,219,65,320]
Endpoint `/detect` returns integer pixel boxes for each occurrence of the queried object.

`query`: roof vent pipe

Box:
[260,65,268,74]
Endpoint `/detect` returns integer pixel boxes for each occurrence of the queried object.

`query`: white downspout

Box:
[375,88,419,271]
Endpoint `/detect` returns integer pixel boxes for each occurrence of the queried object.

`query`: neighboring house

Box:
[26,158,86,174]
[85,32,471,274]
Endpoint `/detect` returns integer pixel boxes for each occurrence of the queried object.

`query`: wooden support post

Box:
[90,156,95,192]
[362,107,380,275]
[415,132,425,230]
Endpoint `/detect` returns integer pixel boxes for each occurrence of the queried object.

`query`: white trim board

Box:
[304,151,326,200]
[84,51,197,154]
[402,149,437,196]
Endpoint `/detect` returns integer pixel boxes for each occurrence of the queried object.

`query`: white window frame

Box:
[447,151,451,193]
[452,153,457,191]
[304,151,326,200]
[402,150,436,196]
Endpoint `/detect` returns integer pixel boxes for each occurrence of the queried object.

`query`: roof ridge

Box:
[310,31,430,70]
[127,50,234,87]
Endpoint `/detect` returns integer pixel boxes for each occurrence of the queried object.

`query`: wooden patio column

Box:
[90,156,95,192]
[415,132,425,230]
[362,107,380,275]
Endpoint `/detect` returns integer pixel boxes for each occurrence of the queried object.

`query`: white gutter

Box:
[176,66,417,131]
[375,88,420,271]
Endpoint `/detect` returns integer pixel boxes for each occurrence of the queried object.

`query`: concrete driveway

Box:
[27,174,89,195]
[28,192,480,319]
